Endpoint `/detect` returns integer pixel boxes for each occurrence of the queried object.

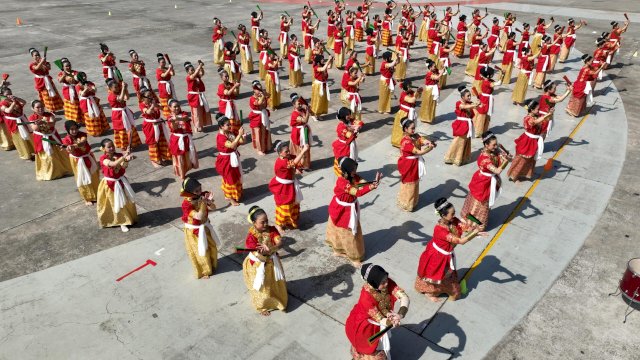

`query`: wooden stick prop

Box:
[498,144,511,157]
[624,13,629,21]
[256,5,262,11]
[43,46,48,59]
[368,326,392,344]
[41,137,63,146]
[119,59,132,64]
[235,246,258,253]
[164,53,172,65]
[466,214,483,225]
[115,68,124,82]
[562,75,572,86]
[284,11,291,17]
[307,2,319,19]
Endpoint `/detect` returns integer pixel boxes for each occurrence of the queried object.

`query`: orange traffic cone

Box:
[16,17,22,26]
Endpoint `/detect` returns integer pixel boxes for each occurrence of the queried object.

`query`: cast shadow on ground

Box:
[365,220,431,259]
[131,176,175,197]
[457,255,527,297]
[385,323,454,360]
[286,264,356,312]
[136,206,182,228]
[418,312,467,358]
[489,196,543,231]
[417,179,468,211]
[544,136,589,153]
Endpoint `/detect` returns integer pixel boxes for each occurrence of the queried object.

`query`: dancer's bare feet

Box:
[229,199,240,206]
[201,275,210,279]
[333,252,348,259]
[260,310,271,317]
[427,294,442,303]
[151,161,162,168]
[85,201,94,206]
[275,224,285,235]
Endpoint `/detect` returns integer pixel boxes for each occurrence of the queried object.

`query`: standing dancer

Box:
[28,48,64,112]
[343,65,365,121]
[518,23,532,55]
[258,30,270,80]
[533,35,553,89]
[465,27,487,77]
[381,9,397,47]
[289,93,312,170]
[251,10,263,52]
[223,41,242,92]
[512,45,539,105]
[499,13,515,52]
[242,206,288,316]
[97,138,137,232]
[304,19,321,64]
[466,9,487,45]
[334,21,346,69]
[76,72,110,136]
[215,116,247,206]
[29,100,72,181]
[127,50,153,102]
[444,86,479,166]
[98,43,121,84]
[608,18,630,64]
[140,88,171,168]
[265,53,282,111]
[453,15,468,58]
[237,25,254,74]
[378,51,397,114]
[1,88,33,160]
[156,54,175,119]
[418,59,441,124]
[248,80,272,156]
[391,81,421,147]
[168,100,198,179]
[487,17,501,50]
[107,80,141,150]
[217,68,241,133]
[269,141,309,232]
[311,55,333,118]
[473,67,502,137]
[180,177,219,279]
[418,5,433,42]
[397,119,435,212]
[507,99,553,183]
[62,120,99,205]
[57,58,82,122]
[288,35,304,87]
[538,81,572,139]
[437,39,453,89]
[394,28,412,83]
[279,14,293,57]
[212,18,226,66]
[326,157,381,266]
[500,32,518,85]
[346,264,410,360]
[416,197,486,302]
[332,107,362,176]
[558,19,585,63]
[355,6,369,43]
[185,61,211,132]
[531,17,554,56]
[326,10,337,49]
[345,10,356,52]
[548,25,564,71]
[461,131,511,230]
[364,28,377,75]
[565,55,602,117]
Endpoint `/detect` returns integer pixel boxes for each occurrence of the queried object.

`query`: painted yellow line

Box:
[462,109,593,283]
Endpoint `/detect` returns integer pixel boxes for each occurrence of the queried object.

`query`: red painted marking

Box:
[116,259,157,282]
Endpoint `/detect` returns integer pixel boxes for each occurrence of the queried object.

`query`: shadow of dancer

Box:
[458,255,527,296]
[286,264,356,312]
[365,220,431,259]
[420,312,467,358]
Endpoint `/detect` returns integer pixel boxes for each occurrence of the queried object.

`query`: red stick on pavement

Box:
[116,259,157,282]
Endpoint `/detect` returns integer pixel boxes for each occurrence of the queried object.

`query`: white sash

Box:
[335,197,359,235]
[296,125,310,146]
[143,118,171,143]
[187,91,210,111]
[33,130,59,156]
[479,170,501,207]
[293,54,303,72]
[275,176,303,203]
[111,107,135,131]
[158,80,174,96]
[348,92,362,112]
[225,60,238,74]
[313,79,331,101]
[268,70,280,93]
[63,83,77,101]
[338,137,358,160]
[405,155,426,179]
[248,252,285,291]
[380,75,395,91]
[184,221,220,256]
[4,115,31,140]
[102,65,116,79]
[79,96,100,119]
[457,116,474,138]
[70,153,97,187]
[482,92,494,116]
[103,176,135,214]
[132,75,151,90]
[432,241,456,270]
[400,104,416,121]
[252,109,270,130]
[240,44,252,62]
[524,131,544,160]
[521,69,534,86]
[539,110,553,137]
[220,99,237,119]
[400,47,408,62]
[584,81,593,105]
[540,54,549,72]
[260,51,269,65]
[34,74,56,97]
[366,320,391,359]
[426,84,440,101]
[174,133,197,164]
